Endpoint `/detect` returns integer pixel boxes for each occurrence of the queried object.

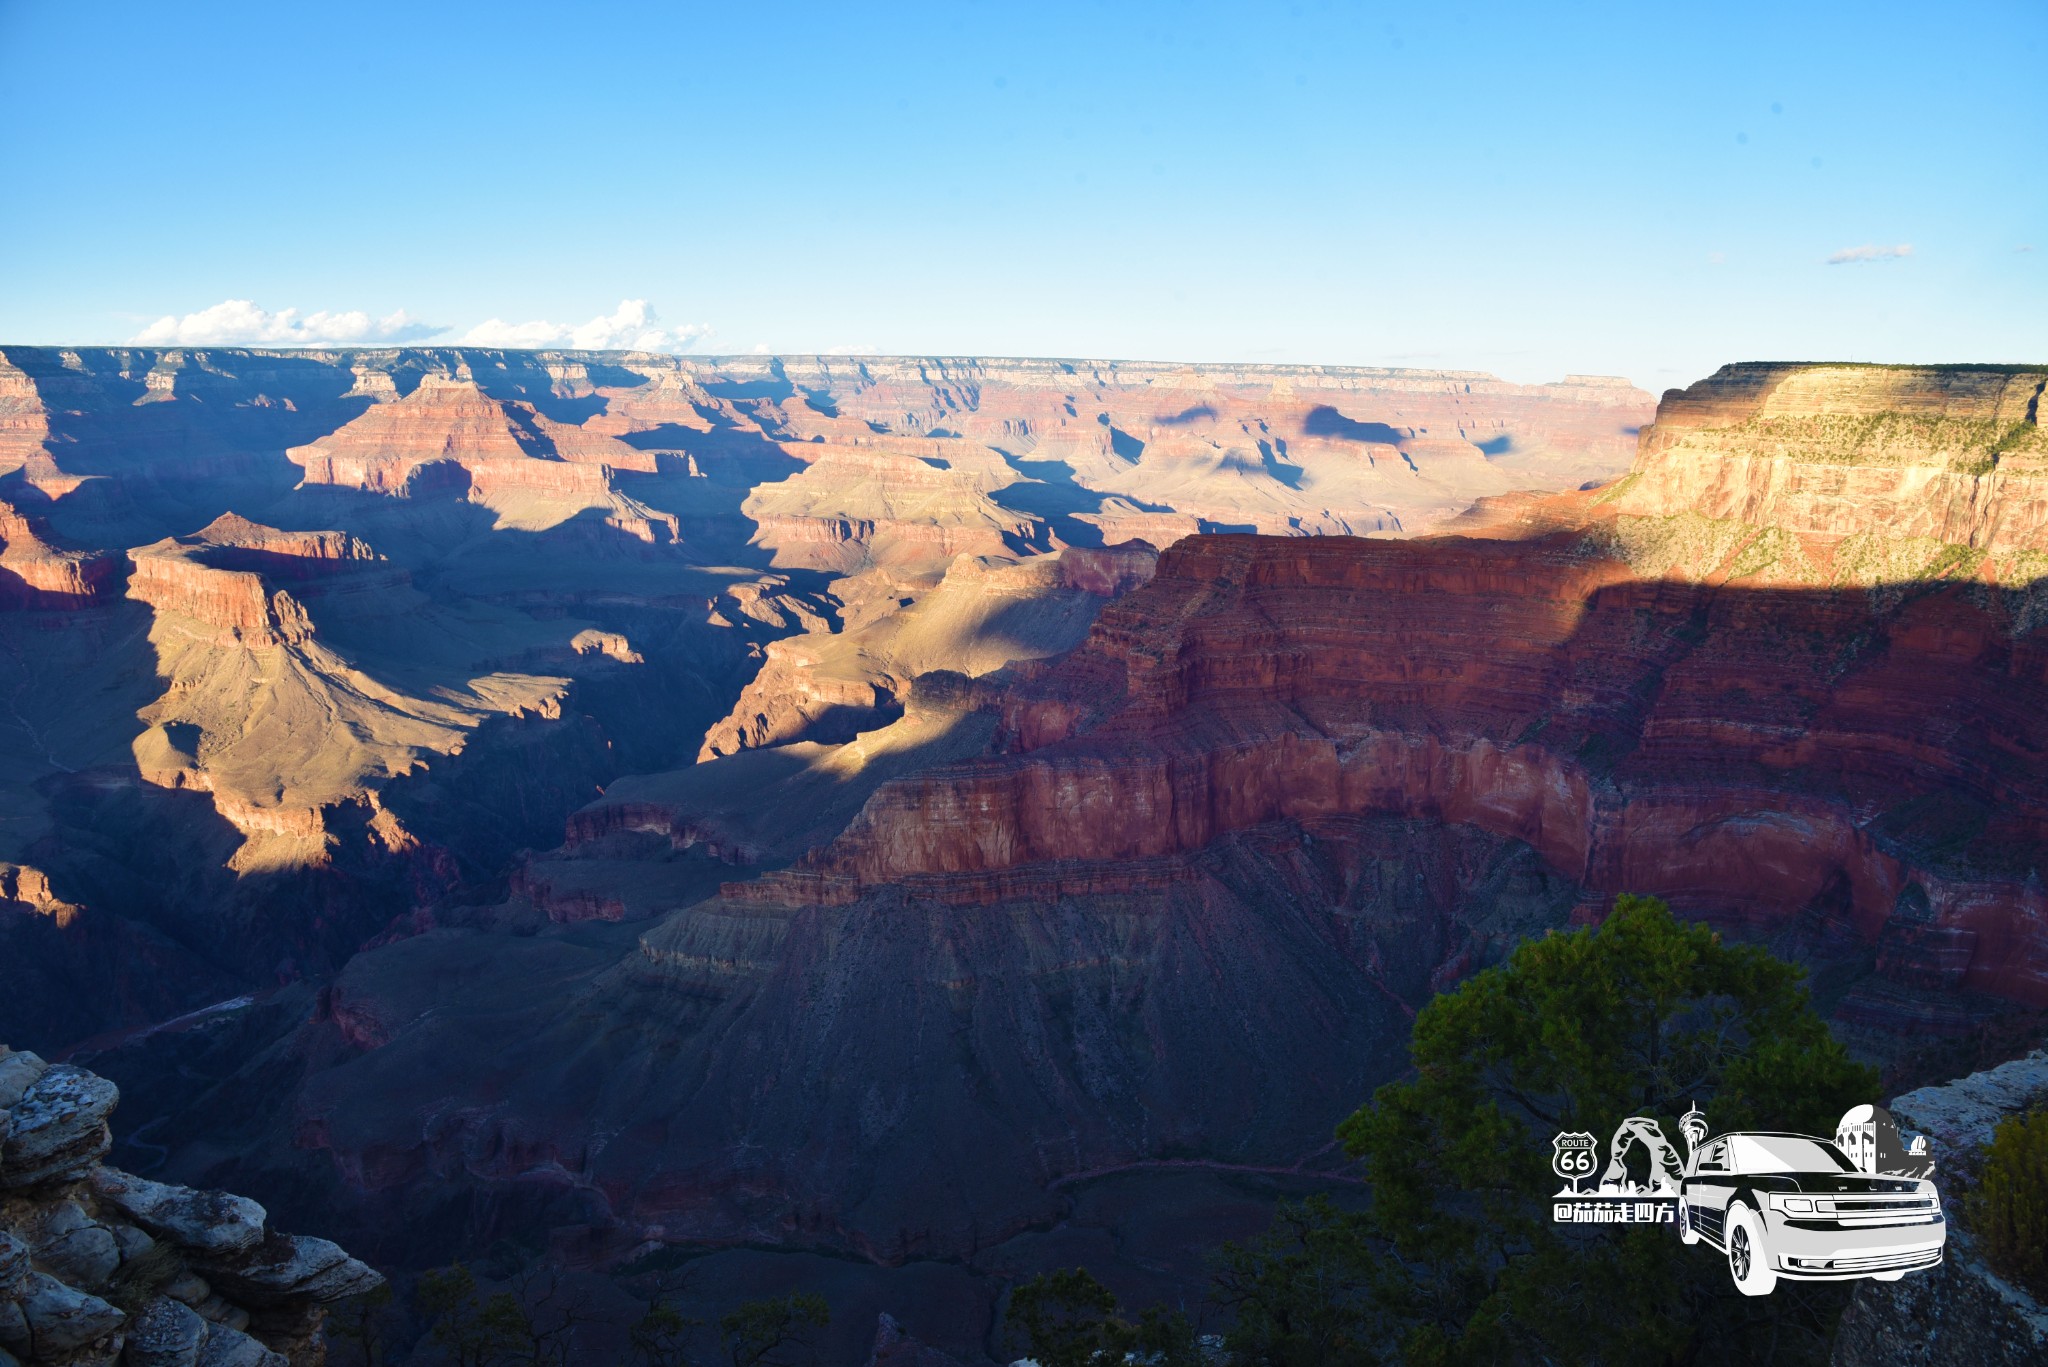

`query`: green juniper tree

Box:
[1220,894,1877,1366]
[1008,1269,1118,1367]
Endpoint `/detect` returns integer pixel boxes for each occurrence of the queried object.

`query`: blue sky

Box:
[1,0,2041,388]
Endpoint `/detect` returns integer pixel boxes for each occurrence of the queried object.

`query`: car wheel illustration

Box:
[1725,1205,1777,1296]
[1677,1199,1699,1246]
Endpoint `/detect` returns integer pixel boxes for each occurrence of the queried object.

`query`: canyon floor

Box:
[5,349,2047,1361]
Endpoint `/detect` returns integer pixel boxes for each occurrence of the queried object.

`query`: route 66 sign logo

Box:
[1553,1131,1598,1193]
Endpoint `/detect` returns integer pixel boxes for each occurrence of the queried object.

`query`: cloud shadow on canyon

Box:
[1301,405,1405,445]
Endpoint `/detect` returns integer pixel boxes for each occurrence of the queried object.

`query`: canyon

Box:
[0,345,1646,1054]
[5,347,2047,1362]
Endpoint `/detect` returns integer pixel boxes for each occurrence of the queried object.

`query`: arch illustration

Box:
[1596,1116,1685,1194]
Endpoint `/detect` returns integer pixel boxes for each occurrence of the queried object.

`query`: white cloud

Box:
[455,316,569,348]
[459,299,712,353]
[133,299,441,346]
[1825,243,1913,265]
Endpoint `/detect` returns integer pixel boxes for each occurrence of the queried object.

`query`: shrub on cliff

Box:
[719,1292,830,1367]
[1005,1268,1201,1367]
[1969,1108,2048,1299]
[1217,894,1876,1366]
[1210,1197,1377,1367]
[416,1264,562,1367]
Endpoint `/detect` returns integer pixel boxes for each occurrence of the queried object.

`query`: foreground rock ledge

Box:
[0,1045,382,1367]
[1831,1050,2048,1366]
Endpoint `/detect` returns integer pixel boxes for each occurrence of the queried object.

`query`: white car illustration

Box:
[1676,1131,1945,1295]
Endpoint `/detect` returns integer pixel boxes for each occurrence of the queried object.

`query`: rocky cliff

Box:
[216,523,2048,1287]
[726,526,2048,1009]
[1604,363,2048,585]
[0,503,115,611]
[126,514,570,872]
[700,543,1159,758]
[1832,1049,2048,1366]
[0,1044,380,1367]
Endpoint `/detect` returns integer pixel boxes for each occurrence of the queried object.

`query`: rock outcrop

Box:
[1603,363,2048,583]
[0,1044,380,1367]
[125,514,570,872]
[126,515,383,650]
[741,443,1039,576]
[1832,1049,2048,1366]
[0,501,115,611]
[0,869,72,925]
[286,372,678,543]
[699,543,1159,758]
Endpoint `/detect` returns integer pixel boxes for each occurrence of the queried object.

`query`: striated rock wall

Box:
[0,1044,381,1367]
[1608,363,2048,580]
[0,502,117,612]
[285,372,545,488]
[720,530,2048,1008]
[289,809,1567,1267]
[739,443,1040,576]
[284,372,679,542]
[127,538,320,651]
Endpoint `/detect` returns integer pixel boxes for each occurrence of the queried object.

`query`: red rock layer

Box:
[287,374,544,490]
[0,498,118,609]
[286,372,658,493]
[124,514,380,646]
[724,533,2048,1006]
[0,352,52,470]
